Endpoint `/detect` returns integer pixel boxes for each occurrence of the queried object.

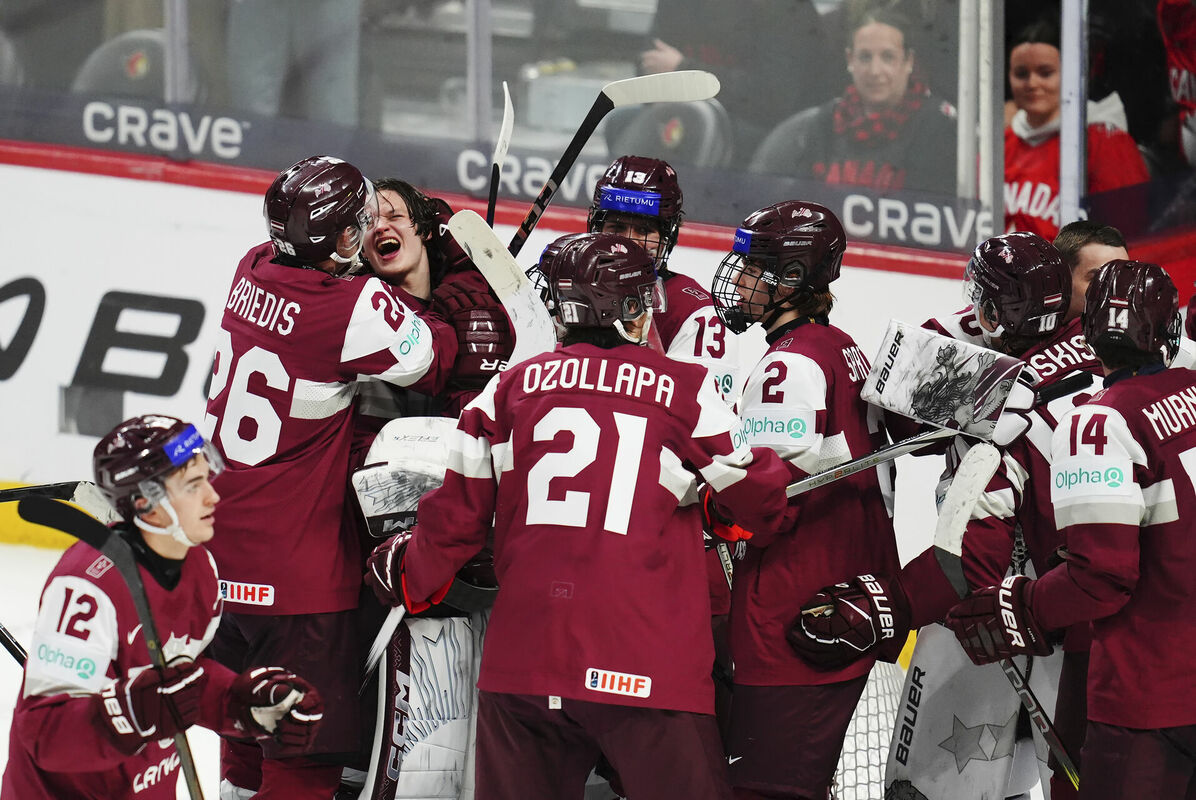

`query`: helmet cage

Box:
[588,156,684,270]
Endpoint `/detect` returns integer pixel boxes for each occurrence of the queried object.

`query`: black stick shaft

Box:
[1000,658,1080,789]
[507,93,615,258]
[0,621,26,665]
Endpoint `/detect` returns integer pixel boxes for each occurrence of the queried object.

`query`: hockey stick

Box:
[364,605,406,679]
[0,621,27,666]
[449,209,557,364]
[17,496,206,800]
[785,427,956,498]
[932,443,1081,791]
[485,81,514,227]
[0,480,121,525]
[506,70,720,257]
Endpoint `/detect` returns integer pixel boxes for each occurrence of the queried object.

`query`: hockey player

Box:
[365,232,796,800]
[709,200,900,798]
[588,155,740,745]
[945,259,1196,799]
[1,415,323,800]
[204,156,458,798]
[1052,220,1129,322]
[587,155,739,401]
[790,232,1101,799]
[361,178,514,419]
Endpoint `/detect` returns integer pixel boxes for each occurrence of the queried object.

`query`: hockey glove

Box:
[365,531,454,614]
[230,666,324,750]
[431,272,514,391]
[991,378,1036,447]
[96,660,206,754]
[788,574,911,670]
[699,484,753,543]
[365,530,414,608]
[944,575,1053,665]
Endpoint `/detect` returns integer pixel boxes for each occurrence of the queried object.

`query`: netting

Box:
[833,660,906,800]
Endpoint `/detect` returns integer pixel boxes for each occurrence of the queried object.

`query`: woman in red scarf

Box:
[750,7,957,195]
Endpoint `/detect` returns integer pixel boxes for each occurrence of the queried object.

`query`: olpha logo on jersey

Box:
[82,101,245,159]
[585,667,651,698]
[734,411,813,449]
[1051,457,1133,498]
[36,644,97,681]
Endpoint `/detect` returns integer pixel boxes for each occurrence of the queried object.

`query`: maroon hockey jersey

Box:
[729,318,899,686]
[1032,366,1196,729]
[2,536,237,800]
[401,342,794,715]
[205,242,457,615]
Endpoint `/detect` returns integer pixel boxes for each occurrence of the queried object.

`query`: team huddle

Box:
[4,152,1195,800]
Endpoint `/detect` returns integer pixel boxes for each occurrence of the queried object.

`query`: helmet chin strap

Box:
[134,499,197,549]
[329,239,365,276]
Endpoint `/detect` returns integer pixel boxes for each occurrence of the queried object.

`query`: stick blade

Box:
[491,81,514,166]
[602,70,720,107]
[448,210,556,363]
[17,495,111,550]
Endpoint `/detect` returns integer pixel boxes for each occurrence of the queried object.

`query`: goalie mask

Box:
[93,415,224,547]
[264,155,378,269]
[1082,259,1180,365]
[711,200,846,334]
[587,155,684,273]
[963,232,1070,344]
[537,232,665,345]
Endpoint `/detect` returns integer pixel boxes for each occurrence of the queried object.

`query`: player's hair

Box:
[1052,221,1127,272]
[788,289,836,317]
[373,178,439,239]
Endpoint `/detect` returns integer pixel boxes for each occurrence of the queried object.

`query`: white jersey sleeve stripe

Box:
[658,445,697,504]
[290,379,355,419]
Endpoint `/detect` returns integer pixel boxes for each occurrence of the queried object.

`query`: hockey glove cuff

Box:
[944,575,1053,665]
[700,485,753,543]
[364,531,453,614]
[788,574,911,670]
[96,660,206,755]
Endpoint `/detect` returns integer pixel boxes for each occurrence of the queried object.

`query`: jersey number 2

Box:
[525,407,647,535]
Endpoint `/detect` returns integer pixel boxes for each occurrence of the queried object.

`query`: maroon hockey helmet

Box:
[537,232,663,330]
[1082,259,1181,363]
[264,155,376,264]
[93,415,223,519]
[711,200,846,333]
[964,232,1070,341]
[587,156,684,269]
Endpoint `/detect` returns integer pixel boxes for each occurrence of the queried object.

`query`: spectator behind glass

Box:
[1004,18,1149,239]
[748,7,957,194]
[1158,0,1196,167]
[637,0,839,166]
[225,0,361,125]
